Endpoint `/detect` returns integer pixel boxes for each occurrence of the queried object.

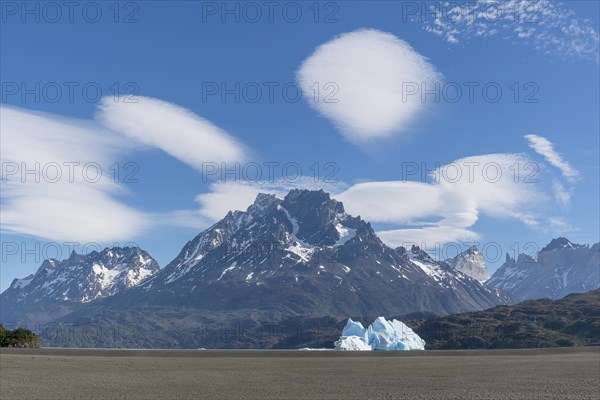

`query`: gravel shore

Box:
[1,347,598,399]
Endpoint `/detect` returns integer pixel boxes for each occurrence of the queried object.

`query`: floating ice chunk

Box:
[335,335,372,351]
[298,348,334,351]
[334,316,425,351]
[335,318,370,350]
[367,317,425,350]
[341,318,368,339]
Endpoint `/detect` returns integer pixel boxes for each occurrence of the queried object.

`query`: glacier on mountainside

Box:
[334,317,425,351]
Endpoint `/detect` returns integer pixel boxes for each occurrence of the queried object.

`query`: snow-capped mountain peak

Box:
[487,238,599,300]
[540,237,580,252]
[445,245,490,283]
[127,189,512,317]
[1,247,160,314]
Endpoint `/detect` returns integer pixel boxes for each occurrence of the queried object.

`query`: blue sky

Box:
[1,0,599,291]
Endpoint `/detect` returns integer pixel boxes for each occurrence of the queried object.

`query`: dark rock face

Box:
[281,189,347,246]
[487,239,599,301]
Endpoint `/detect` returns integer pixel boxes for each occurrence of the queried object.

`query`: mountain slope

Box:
[1,247,159,323]
[415,289,600,349]
[487,238,599,300]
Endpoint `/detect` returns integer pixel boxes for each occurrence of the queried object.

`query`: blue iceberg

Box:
[334,317,426,351]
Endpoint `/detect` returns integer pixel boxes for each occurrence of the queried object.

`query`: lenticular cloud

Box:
[297,29,441,142]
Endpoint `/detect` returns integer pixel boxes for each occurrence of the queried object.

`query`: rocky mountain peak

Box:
[445,245,490,283]
[249,192,281,211]
[281,189,348,246]
[409,245,434,262]
[465,245,479,254]
[2,246,160,310]
[540,237,578,253]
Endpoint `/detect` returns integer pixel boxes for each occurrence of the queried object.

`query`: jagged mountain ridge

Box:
[1,247,159,322]
[104,189,512,318]
[487,238,599,300]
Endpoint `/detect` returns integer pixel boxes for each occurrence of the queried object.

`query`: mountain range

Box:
[0,247,159,324]
[1,190,597,348]
[487,238,599,300]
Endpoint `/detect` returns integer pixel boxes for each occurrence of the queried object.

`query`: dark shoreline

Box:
[1,345,597,357]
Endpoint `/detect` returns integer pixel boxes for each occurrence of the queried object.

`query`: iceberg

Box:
[334,316,425,351]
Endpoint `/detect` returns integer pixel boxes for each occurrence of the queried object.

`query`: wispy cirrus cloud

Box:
[552,181,571,207]
[525,134,579,182]
[297,29,441,143]
[420,0,599,62]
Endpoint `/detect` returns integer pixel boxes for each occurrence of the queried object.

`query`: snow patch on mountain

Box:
[335,223,356,245]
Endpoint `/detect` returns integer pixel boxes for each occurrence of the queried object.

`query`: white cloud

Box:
[546,217,578,233]
[525,134,579,181]
[296,29,441,142]
[0,106,148,242]
[336,153,544,247]
[420,0,599,62]
[336,181,440,223]
[422,0,599,62]
[552,181,571,207]
[378,226,480,249]
[96,96,248,172]
[192,178,346,223]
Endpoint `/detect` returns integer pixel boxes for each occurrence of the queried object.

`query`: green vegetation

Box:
[0,324,40,348]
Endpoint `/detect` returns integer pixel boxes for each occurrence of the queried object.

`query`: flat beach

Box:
[1,347,598,399]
